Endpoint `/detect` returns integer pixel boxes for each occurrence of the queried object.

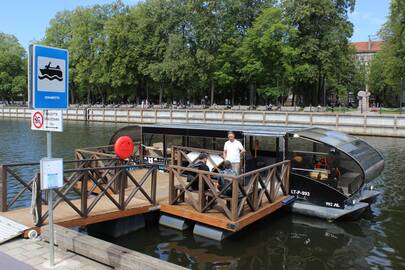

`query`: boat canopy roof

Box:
[141,123,303,137]
[110,123,304,143]
[288,128,384,182]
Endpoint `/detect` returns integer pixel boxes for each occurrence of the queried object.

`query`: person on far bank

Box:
[223,131,245,174]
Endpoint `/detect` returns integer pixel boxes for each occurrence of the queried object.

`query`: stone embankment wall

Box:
[1,106,404,137]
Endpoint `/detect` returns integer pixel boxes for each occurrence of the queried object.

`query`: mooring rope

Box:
[31,178,39,225]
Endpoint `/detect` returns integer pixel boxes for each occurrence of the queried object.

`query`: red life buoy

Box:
[114,136,134,160]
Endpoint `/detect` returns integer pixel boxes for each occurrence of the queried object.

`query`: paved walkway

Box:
[0,251,35,270]
[0,237,112,270]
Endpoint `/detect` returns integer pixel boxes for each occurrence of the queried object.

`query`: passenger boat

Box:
[110,124,384,221]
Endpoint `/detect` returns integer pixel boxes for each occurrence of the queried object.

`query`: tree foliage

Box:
[0,33,26,102]
[369,0,405,107]
[283,0,356,105]
[238,7,297,104]
[0,0,360,106]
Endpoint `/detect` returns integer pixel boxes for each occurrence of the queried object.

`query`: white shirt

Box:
[224,140,244,163]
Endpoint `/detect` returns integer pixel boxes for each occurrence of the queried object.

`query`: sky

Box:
[349,0,391,42]
[0,0,390,49]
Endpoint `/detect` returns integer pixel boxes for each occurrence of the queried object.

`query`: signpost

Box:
[28,44,68,267]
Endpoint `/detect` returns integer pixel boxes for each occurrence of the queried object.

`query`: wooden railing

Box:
[75,143,164,167]
[0,158,158,226]
[169,147,290,222]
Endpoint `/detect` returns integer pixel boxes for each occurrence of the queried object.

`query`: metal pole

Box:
[324,87,326,107]
[47,131,52,158]
[47,130,54,267]
[401,77,403,114]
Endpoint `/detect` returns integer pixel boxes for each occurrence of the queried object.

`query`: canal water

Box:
[0,119,404,270]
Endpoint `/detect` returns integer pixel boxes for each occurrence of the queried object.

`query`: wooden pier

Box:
[0,144,292,239]
[0,154,167,234]
[41,225,186,270]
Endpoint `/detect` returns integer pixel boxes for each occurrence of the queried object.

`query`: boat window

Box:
[143,133,164,158]
[162,135,185,158]
[251,136,279,161]
[189,136,213,149]
[289,136,363,196]
[165,135,183,149]
[214,138,228,151]
[243,136,281,172]
[257,136,277,150]
[340,140,383,176]
[109,126,142,144]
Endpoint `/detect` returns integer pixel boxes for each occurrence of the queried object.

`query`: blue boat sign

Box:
[29,45,69,109]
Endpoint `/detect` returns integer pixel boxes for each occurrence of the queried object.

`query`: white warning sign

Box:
[31,110,63,132]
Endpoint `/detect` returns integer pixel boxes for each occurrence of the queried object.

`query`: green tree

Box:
[0,33,27,102]
[238,7,297,106]
[43,10,75,102]
[43,1,127,104]
[282,0,355,106]
[368,0,405,107]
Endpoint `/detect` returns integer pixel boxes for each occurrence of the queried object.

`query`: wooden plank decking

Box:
[0,196,153,230]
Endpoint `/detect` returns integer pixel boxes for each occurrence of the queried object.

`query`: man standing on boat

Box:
[223,131,245,174]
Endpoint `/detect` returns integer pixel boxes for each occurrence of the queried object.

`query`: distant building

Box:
[351,39,383,65]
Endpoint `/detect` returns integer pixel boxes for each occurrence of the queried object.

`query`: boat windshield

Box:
[289,128,384,182]
[288,135,364,196]
[339,139,384,181]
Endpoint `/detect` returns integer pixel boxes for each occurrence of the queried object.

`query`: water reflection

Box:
[111,211,382,270]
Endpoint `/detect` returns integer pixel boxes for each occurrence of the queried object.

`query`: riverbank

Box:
[2,106,405,137]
